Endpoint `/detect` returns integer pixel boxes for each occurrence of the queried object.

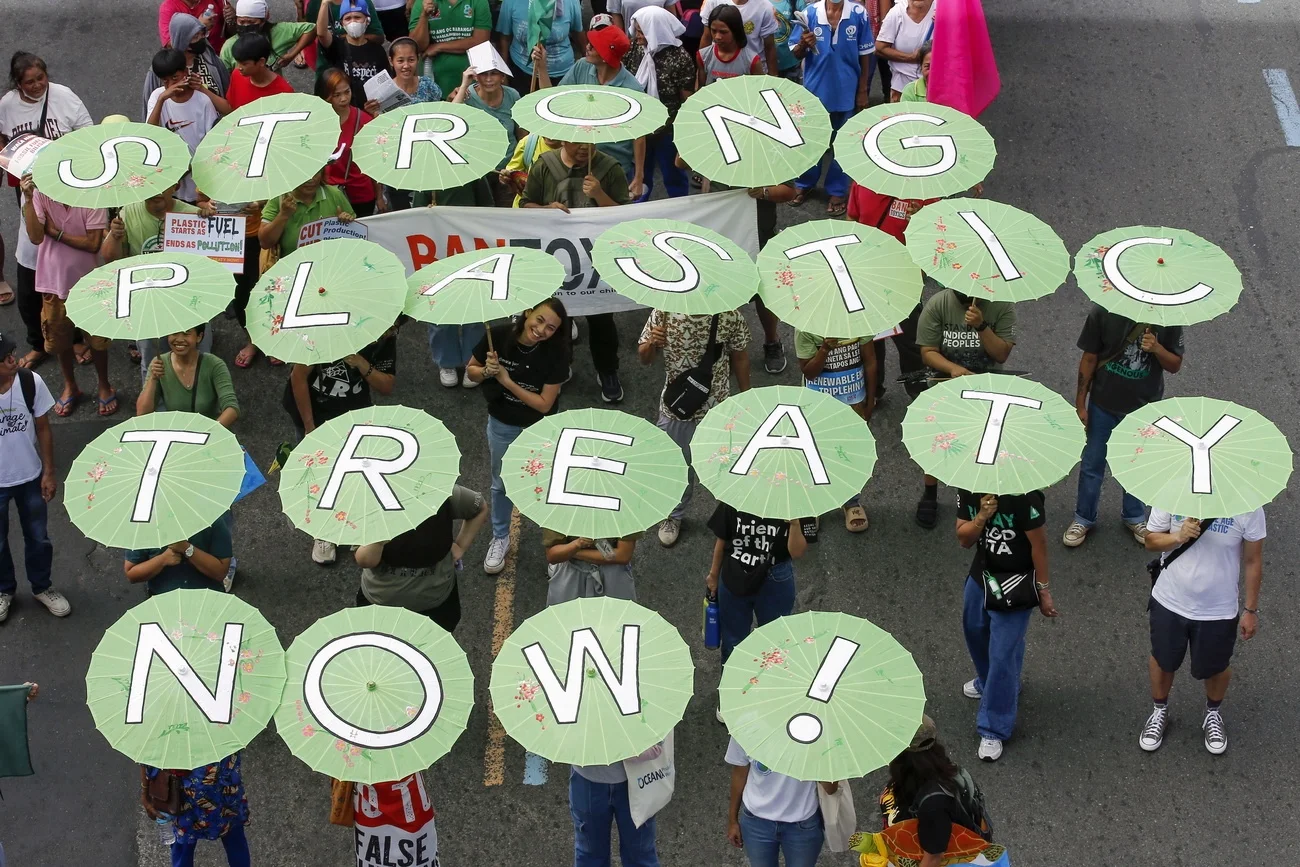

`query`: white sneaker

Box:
[224,556,238,593]
[1062,521,1089,547]
[438,368,459,388]
[962,678,982,699]
[0,593,11,622]
[1203,708,1227,755]
[33,589,71,617]
[658,518,681,547]
[484,536,510,574]
[977,737,1003,762]
[460,369,479,389]
[311,539,337,566]
[1139,705,1168,752]
[715,706,725,724]
[1126,520,1149,545]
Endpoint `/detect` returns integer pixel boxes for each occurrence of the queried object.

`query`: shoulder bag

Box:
[980,567,1039,612]
[817,780,857,852]
[1146,518,1215,586]
[662,314,721,421]
[624,731,675,829]
[146,769,182,815]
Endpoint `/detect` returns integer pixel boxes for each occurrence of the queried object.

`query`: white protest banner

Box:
[360,190,758,317]
[299,216,370,248]
[163,213,247,273]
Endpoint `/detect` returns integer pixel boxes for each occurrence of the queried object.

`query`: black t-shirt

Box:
[708,503,806,566]
[282,336,398,426]
[471,325,568,427]
[322,39,390,109]
[957,489,1045,576]
[1077,304,1183,416]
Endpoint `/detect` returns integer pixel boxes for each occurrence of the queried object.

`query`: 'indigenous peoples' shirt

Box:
[916,289,1017,375]
[1077,304,1183,417]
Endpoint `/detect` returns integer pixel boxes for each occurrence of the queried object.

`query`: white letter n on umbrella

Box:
[522,626,641,724]
[125,622,242,724]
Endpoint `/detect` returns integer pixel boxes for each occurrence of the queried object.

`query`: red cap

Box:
[588,26,631,66]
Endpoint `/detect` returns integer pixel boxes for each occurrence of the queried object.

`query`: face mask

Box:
[343,20,367,37]
[238,23,260,33]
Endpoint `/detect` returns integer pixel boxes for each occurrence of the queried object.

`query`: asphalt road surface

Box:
[2,0,1299,865]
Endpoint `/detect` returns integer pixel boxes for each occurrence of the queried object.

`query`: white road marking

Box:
[1263,69,1300,146]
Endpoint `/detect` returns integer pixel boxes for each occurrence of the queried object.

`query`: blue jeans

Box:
[1074,401,1146,527]
[718,559,796,664]
[487,415,525,539]
[0,478,52,596]
[569,768,659,867]
[962,576,1033,742]
[796,110,851,200]
[738,805,823,867]
[427,323,485,371]
[635,131,689,202]
[169,824,251,867]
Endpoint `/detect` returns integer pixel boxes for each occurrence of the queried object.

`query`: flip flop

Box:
[843,504,869,533]
[267,356,284,366]
[17,350,47,369]
[826,198,848,218]
[97,390,119,417]
[234,345,259,368]
[0,282,13,306]
[74,344,93,365]
[790,189,809,206]
[53,392,82,417]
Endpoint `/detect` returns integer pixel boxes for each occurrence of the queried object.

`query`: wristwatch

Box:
[184,544,195,559]
[1034,581,1051,591]
[975,322,990,332]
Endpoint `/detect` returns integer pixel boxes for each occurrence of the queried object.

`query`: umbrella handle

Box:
[485,323,494,354]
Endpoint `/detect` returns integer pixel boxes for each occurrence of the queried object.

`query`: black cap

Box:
[0,332,17,359]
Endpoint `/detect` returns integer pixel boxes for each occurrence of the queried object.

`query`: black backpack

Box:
[914,768,994,841]
[15,368,36,414]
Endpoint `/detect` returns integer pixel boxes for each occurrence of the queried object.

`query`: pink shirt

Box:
[31,192,108,298]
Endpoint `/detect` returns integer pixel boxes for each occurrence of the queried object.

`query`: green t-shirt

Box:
[518,148,629,209]
[155,351,240,420]
[409,0,493,98]
[900,77,927,103]
[915,289,1018,374]
[220,22,314,69]
[120,200,199,257]
[260,184,357,254]
[558,61,645,181]
[465,83,520,169]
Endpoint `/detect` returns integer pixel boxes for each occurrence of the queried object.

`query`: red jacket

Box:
[846,182,937,242]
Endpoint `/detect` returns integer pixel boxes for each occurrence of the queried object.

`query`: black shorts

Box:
[1149,598,1238,680]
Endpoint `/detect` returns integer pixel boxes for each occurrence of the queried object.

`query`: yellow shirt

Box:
[505,134,559,207]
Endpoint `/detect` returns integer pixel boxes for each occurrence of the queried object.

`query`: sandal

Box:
[97,390,119,417]
[0,281,13,306]
[915,497,938,529]
[826,198,847,218]
[74,343,93,365]
[53,391,82,417]
[843,504,869,533]
[17,349,47,369]
[267,355,285,366]
[790,189,809,206]
[234,344,259,368]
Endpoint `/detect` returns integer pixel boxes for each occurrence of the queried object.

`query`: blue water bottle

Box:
[703,590,720,649]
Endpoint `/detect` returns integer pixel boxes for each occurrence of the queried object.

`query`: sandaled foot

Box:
[54,391,83,417]
[74,344,93,365]
[0,281,13,305]
[234,344,259,368]
[790,189,809,206]
[97,389,119,416]
[18,349,47,369]
[843,504,869,533]
[826,197,847,217]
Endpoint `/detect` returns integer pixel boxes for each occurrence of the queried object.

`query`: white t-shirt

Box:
[701,0,779,68]
[146,88,220,203]
[724,737,818,823]
[0,83,95,269]
[0,372,55,487]
[876,2,934,91]
[1149,508,1266,620]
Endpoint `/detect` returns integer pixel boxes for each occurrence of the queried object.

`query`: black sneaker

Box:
[763,341,787,374]
[599,370,624,403]
[915,497,938,529]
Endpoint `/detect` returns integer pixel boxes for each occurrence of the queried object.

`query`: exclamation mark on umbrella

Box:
[786,637,860,744]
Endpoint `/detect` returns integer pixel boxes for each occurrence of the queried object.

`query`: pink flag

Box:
[928,0,1001,118]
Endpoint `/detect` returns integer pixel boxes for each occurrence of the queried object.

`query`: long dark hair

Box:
[8,52,46,92]
[513,296,571,362]
[887,741,960,812]
[708,5,747,51]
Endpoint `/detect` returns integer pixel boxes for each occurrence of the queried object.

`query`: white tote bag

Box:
[817,780,857,852]
[622,731,675,828]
